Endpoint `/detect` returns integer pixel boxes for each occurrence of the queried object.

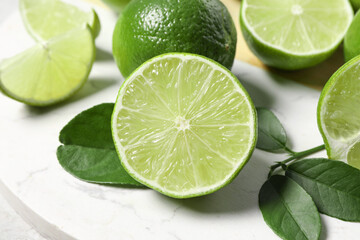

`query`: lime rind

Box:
[0,26,95,106]
[317,54,360,164]
[111,53,257,198]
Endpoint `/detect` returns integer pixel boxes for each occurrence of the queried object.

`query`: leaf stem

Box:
[284,146,296,155]
[268,144,325,178]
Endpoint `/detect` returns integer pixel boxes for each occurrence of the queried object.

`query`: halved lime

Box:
[344,11,360,62]
[0,26,95,106]
[111,53,257,198]
[318,55,360,169]
[240,0,353,70]
[20,0,100,41]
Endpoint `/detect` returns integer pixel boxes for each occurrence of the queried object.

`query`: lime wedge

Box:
[318,55,360,169]
[240,0,353,70]
[344,11,360,62]
[0,26,95,106]
[20,0,100,41]
[111,53,257,198]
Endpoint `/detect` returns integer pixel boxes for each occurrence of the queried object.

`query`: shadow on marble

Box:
[158,152,269,215]
[320,215,328,240]
[270,45,344,90]
[24,77,118,115]
[235,73,274,109]
[237,72,296,151]
[95,47,114,62]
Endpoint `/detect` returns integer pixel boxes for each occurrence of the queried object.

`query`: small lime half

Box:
[111,53,257,198]
[0,26,95,106]
[20,0,100,41]
[318,55,360,169]
[240,0,353,70]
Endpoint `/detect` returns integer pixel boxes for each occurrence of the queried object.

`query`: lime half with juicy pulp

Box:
[20,0,100,41]
[240,0,353,70]
[0,26,95,106]
[318,55,360,169]
[111,53,257,198]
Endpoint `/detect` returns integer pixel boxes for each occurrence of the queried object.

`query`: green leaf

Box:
[259,175,321,240]
[57,103,143,187]
[286,158,360,222]
[59,103,115,149]
[256,107,288,152]
[57,145,142,186]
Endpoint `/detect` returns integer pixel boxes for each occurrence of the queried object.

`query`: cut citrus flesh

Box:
[242,0,352,55]
[111,53,257,198]
[240,0,353,69]
[20,0,100,41]
[0,27,95,106]
[318,55,360,169]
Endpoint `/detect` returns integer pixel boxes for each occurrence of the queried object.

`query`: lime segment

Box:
[240,0,353,70]
[0,27,95,106]
[348,142,360,169]
[112,53,257,198]
[318,55,360,169]
[20,0,100,41]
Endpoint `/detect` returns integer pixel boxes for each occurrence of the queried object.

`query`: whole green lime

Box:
[351,0,360,11]
[101,0,131,12]
[344,11,360,61]
[112,0,237,78]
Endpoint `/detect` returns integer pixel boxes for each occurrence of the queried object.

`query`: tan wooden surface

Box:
[86,0,344,90]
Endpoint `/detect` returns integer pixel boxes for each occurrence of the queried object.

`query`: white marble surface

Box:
[0,189,44,240]
[0,1,360,240]
[0,0,44,239]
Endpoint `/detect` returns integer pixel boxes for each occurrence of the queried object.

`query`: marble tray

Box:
[0,2,359,240]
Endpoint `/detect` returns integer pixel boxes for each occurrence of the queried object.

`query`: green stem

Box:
[284,146,296,155]
[268,144,325,178]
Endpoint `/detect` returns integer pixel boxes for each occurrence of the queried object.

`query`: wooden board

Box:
[85,0,345,89]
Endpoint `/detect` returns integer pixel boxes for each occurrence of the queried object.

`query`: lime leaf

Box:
[60,103,115,149]
[259,175,321,240]
[256,107,288,152]
[286,158,360,221]
[57,103,143,186]
[57,145,142,186]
